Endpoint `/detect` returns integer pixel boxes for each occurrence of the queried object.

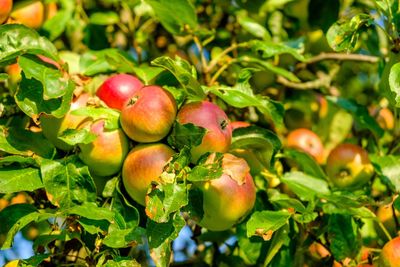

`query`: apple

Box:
[11,1,44,29]
[78,120,129,177]
[379,236,400,267]
[46,2,58,20]
[122,143,175,206]
[286,128,324,164]
[96,74,143,110]
[376,203,400,239]
[177,101,232,163]
[326,143,374,189]
[5,63,21,86]
[120,85,177,142]
[230,121,251,130]
[195,153,256,231]
[0,0,12,24]
[377,108,394,130]
[41,93,90,151]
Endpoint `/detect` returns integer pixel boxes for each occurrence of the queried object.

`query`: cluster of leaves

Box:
[1,0,400,266]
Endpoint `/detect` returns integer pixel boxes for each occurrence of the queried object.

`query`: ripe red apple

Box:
[286,128,324,164]
[41,93,90,151]
[78,120,129,177]
[96,74,143,110]
[122,143,175,206]
[195,153,256,231]
[11,1,44,29]
[379,236,400,267]
[0,0,12,24]
[326,143,374,189]
[177,101,232,163]
[120,85,177,142]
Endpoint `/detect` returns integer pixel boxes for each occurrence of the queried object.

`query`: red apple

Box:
[177,101,232,163]
[120,85,177,142]
[0,0,12,24]
[78,120,129,177]
[122,143,175,206]
[326,143,374,189]
[379,236,400,267]
[286,128,324,164]
[195,153,256,231]
[96,74,143,110]
[11,1,44,29]
[41,93,90,151]
[231,121,251,130]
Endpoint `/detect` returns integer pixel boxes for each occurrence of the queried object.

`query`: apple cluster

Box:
[40,73,257,231]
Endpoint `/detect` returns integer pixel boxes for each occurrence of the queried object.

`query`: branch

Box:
[305,52,380,65]
[205,42,248,73]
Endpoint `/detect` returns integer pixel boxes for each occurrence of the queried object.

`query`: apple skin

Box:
[5,63,21,85]
[96,74,144,110]
[379,236,400,267]
[195,153,256,231]
[326,144,374,189]
[377,108,394,130]
[286,128,324,164]
[78,120,129,177]
[0,0,12,24]
[376,203,400,240]
[230,121,251,130]
[11,1,44,29]
[122,143,175,206]
[120,85,177,142]
[177,101,232,163]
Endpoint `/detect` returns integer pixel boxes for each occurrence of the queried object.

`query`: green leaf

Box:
[58,128,98,146]
[0,24,59,64]
[146,182,188,223]
[187,153,224,182]
[167,122,206,151]
[267,189,307,213]
[71,107,120,130]
[90,11,120,25]
[66,202,115,222]
[283,149,327,180]
[326,14,373,52]
[237,15,271,40]
[15,72,75,119]
[328,214,362,260]
[0,155,37,166]
[151,56,205,100]
[327,96,384,137]
[281,171,330,201]
[206,70,284,128]
[230,126,282,169]
[40,156,97,208]
[41,10,73,41]
[145,0,198,35]
[147,214,185,249]
[388,62,400,108]
[249,40,305,61]
[370,154,400,192]
[0,204,53,249]
[102,258,141,267]
[19,55,70,100]
[246,210,291,239]
[0,167,43,193]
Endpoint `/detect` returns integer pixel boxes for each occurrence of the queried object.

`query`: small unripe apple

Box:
[11,1,44,29]
[195,153,256,231]
[376,203,400,239]
[286,128,324,164]
[96,74,143,110]
[5,63,21,86]
[120,85,177,143]
[379,236,400,267]
[122,143,175,206]
[0,0,12,24]
[326,143,374,189]
[41,93,90,151]
[376,108,394,130]
[177,101,232,163]
[78,120,129,177]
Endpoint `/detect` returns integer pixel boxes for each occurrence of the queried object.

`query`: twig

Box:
[305,52,379,65]
[206,42,248,73]
[193,35,211,83]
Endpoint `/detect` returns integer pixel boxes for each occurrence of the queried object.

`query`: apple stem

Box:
[378,221,393,241]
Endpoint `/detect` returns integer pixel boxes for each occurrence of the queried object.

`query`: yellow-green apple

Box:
[11,1,44,29]
[326,143,374,189]
[122,143,175,205]
[379,236,400,267]
[78,120,129,177]
[40,93,90,151]
[195,153,256,231]
[120,85,177,142]
[96,74,143,110]
[0,0,12,24]
[286,128,324,164]
[177,101,232,163]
